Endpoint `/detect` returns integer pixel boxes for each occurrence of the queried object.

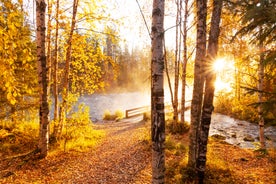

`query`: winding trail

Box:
[0,119,152,184]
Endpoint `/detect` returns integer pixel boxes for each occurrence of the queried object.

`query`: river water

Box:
[75,92,276,149]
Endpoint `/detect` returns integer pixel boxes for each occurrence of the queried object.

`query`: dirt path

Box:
[0,119,152,184]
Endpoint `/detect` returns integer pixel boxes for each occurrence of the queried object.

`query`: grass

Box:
[164,133,276,184]
[0,120,39,157]
[61,127,105,152]
[103,109,124,121]
[0,117,105,158]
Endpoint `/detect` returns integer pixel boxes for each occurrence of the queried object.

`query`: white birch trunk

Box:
[151,0,165,183]
[36,0,49,158]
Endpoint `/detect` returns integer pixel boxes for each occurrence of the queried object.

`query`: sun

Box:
[212,58,233,93]
[213,58,226,72]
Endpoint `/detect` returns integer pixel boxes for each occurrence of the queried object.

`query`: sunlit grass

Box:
[0,120,39,157]
[163,134,275,183]
[103,109,124,121]
[61,128,105,152]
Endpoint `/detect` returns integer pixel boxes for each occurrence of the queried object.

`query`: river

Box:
[75,92,276,149]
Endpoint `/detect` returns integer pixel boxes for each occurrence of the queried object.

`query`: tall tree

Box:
[233,0,276,149]
[0,0,36,120]
[151,0,165,183]
[188,0,207,170]
[196,0,223,182]
[36,0,49,158]
[53,0,60,122]
[172,0,181,124]
[180,0,191,124]
[57,0,79,138]
[52,0,60,140]
[46,0,52,104]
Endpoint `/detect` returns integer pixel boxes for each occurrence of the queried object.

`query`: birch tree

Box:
[52,0,60,139]
[188,0,207,170]
[151,0,165,183]
[36,0,50,158]
[53,0,60,122]
[196,0,223,182]
[46,0,52,104]
[57,0,79,138]
[172,0,181,124]
[180,0,192,124]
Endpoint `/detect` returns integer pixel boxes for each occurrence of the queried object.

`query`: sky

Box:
[23,0,179,51]
[110,0,152,51]
[107,0,178,51]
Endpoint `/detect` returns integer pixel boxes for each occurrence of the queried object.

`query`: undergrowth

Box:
[0,104,105,158]
[52,104,105,152]
[215,93,276,126]
[0,120,38,157]
[164,134,275,184]
[102,109,124,121]
[166,112,190,135]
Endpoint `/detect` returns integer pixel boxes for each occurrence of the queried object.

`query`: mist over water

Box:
[77,92,150,121]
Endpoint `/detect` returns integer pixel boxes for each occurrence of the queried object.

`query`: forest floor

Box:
[0,118,276,184]
[0,119,152,183]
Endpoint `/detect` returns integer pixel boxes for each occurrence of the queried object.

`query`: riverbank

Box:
[74,93,276,149]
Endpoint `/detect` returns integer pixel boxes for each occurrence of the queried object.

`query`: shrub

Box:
[166,120,190,135]
[103,109,124,121]
[215,94,259,123]
[143,112,151,121]
[114,109,124,120]
[0,120,38,157]
[103,109,112,120]
[56,104,105,152]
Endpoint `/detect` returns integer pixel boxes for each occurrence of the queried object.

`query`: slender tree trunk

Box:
[52,0,60,138]
[164,44,174,107]
[46,0,52,101]
[58,0,79,137]
[36,0,49,158]
[173,0,180,124]
[258,29,265,149]
[151,0,165,183]
[181,0,189,124]
[188,0,207,170]
[46,0,52,137]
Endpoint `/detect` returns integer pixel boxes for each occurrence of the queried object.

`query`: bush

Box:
[166,120,190,135]
[54,104,105,152]
[215,94,259,123]
[0,120,38,157]
[143,112,151,121]
[103,109,124,121]
[114,109,124,120]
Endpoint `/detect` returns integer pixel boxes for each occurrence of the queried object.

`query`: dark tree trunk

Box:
[197,0,223,182]
[188,0,207,170]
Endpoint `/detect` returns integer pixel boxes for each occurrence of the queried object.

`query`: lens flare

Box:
[213,58,226,72]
